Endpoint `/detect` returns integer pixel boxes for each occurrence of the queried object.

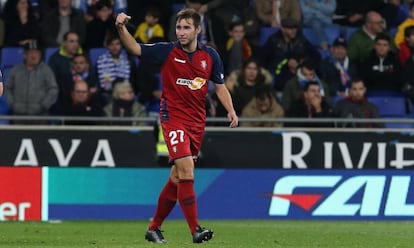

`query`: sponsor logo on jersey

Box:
[174,57,186,63]
[201,60,207,70]
[176,77,206,90]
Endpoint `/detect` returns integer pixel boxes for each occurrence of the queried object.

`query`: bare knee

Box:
[174,157,194,180]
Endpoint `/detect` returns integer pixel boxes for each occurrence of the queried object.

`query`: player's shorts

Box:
[161,121,205,165]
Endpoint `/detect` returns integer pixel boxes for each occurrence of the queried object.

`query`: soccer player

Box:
[116,8,239,244]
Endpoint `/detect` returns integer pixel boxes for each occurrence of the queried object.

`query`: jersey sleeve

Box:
[206,47,225,84]
[140,42,175,65]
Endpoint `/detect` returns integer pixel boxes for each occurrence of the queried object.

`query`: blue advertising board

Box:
[47,168,414,220]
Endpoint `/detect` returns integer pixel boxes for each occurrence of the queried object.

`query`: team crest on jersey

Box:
[176,77,206,90]
[201,60,207,70]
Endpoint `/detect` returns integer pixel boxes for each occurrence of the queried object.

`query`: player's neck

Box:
[182,40,198,53]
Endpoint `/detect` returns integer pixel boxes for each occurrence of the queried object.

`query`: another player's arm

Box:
[214,83,238,128]
[115,13,142,56]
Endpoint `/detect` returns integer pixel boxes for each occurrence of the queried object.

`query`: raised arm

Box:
[214,83,238,128]
[115,13,142,56]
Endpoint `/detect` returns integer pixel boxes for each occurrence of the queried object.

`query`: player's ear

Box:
[195,25,201,35]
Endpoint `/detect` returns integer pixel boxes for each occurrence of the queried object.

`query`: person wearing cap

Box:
[259,16,321,92]
[319,37,358,97]
[4,40,58,124]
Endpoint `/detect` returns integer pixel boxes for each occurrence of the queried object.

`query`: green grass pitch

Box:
[1,220,414,247]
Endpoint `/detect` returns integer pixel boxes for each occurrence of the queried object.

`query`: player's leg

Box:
[145,166,179,243]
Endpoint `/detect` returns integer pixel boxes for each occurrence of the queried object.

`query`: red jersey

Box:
[140,42,224,127]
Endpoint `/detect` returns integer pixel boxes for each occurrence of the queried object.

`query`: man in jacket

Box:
[5,40,58,124]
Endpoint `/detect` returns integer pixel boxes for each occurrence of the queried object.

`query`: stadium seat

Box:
[345,27,358,40]
[385,122,414,129]
[324,27,341,45]
[1,47,24,69]
[1,66,11,82]
[302,28,317,46]
[366,90,405,97]
[172,3,185,13]
[259,27,278,46]
[368,96,407,117]
[44,47,59,63]
[89,47,107,66]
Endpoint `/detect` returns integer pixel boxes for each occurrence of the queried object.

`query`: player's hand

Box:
[115,13,131,29]
[227,111,238,128]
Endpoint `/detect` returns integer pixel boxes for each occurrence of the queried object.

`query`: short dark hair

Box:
[63,31,79,41]
[228,20,244,31]
[254,86,273,100]
[300,59,317,72]
[72,54,90,64]
[146,5,161,19]
[375,32,390,43]
[351,77,365,86]
[405,25,414,38]
[176,8,201,28]
[304,81,320,91]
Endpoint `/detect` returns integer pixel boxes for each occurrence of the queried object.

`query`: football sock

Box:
[149,178,177,230]
[178,179,199,234]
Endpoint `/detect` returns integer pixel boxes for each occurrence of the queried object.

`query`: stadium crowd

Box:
[0,0,414,128]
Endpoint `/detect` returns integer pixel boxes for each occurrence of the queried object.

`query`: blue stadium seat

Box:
[89,47,107,66]
[385,123,414,129]
[259,27,278,46]
[44,47,59,63]
[302,28,317,46]
[1,66,11,82]
[368,96,407,117]
[172,3,185,13]
[345,27,358,40]
[1,47,24,69]
[324,27,341,45]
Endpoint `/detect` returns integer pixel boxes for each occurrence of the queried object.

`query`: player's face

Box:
[176,18,200,46]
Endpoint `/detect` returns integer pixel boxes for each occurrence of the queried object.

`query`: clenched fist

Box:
[115,13,131,30]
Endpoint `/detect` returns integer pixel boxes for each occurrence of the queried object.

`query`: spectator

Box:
[394,2,414,47]
[3,0,40,47]
[224,20,252,75]
[254,0,301,28]
[240,85,284,127]
[5,40,58,124]
[273,51,307,94]
[71,54,98,92]
[85,0,116,50]
[285,81,334,127]
[333,0,380,27]
[259,17,321,86]
[300,0,337,50]
[96,35,137,104]
[377,0,407,30]
[347,11,391,64]
[319,37,358,97]
[360,33,402,92]
[398,25,414,66]
[48,31,83,114]
[41,0,86,47]
[134,5,165,43]
[334,78,383,128]
[61,79,104,124]
[104,81,147,125]
[282,59,329,112]
[231,58,271,114]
